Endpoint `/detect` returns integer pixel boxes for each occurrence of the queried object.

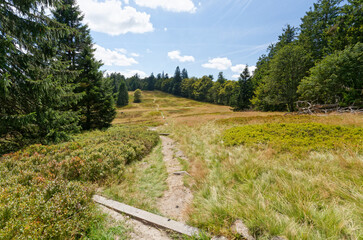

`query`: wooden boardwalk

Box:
[93,195,200,237]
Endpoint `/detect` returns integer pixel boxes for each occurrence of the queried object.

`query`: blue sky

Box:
[77,0,317,79]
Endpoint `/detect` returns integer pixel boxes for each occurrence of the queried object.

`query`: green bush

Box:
[133,89,142,103]
[223,123,363,153]
[0,125,159,239]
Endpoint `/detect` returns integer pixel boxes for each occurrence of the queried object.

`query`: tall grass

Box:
[162,118,363,239]
[102,142,168,214]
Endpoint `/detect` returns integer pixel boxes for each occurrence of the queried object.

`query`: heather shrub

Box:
[223,123,363,153]
[0,125,159,239]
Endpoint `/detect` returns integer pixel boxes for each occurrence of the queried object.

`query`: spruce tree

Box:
[172,66,182,96]
[117,80,129,107]
[0,0,81,153]
[182,68,189,79]
[53,0,116,130]
[235,66,253,110]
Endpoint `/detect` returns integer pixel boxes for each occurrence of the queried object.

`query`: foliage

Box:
[299,0,343,60]
[252,44,312,111]
[223,123,363,153]
[0,0,81,153]
[234,66,253,110]
[53,0,116,130]
[133,89,142,103]
[0,125,159,239]
[117,80,129,107]
[298,42,363,106]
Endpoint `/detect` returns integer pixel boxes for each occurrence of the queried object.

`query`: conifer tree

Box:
[0,0,81,153]
[181,68,189,79]
[117,80,129,107]
[53,0,116,130]
[235,66,253,110]
[172,66,182,96]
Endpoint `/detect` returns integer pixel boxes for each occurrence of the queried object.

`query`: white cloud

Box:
[124,0,129,4]
[202,57,232,70]
[146,49,152,53]
[94,44,138,66]
[78,0,153,35]
[168,50,195,63]
[134,0,197,13]
[164,27,168,31]
[115,48,128,54]
[231,64,257,77]
[130,53,140,57]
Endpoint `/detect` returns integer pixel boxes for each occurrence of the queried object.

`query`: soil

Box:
[157,135,193,222]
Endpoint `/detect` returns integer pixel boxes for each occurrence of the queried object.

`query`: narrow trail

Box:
[152,96,193,222]
[96,96,193,239]
[157,135,193,222]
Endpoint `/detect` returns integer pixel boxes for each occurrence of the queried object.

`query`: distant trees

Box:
[107,0,362,112]
[134,89,142,103]
[172,66,182,96]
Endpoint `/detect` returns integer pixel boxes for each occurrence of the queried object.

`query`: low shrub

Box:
[223,123,363,153]
[0,125,159,239]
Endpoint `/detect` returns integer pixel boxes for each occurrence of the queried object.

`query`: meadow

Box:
[115,91,363,239]
[1,90,362,239]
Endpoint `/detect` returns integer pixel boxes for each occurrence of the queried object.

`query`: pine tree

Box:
[299,0,342,60]
[117,80,129,107]
[53,0,116,130]
[181,68,189,79]
[235,66,253,110]
[172,66,182,96]
[0,0,81,153]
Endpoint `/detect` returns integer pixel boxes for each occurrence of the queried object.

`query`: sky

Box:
[76,0,317,79]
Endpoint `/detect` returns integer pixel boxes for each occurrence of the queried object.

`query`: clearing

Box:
[103,91,363,240]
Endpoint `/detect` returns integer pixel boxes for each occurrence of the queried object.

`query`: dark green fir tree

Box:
[53,0,116,130]
[117,80,129,107]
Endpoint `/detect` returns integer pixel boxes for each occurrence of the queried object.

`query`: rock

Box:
[231,219,255,240]
[173,171,190,176]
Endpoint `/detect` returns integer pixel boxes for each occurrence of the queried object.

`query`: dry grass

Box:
[111,91,363,239]
[160,120,363,239]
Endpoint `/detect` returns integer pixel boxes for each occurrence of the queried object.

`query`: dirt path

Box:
[99,205,171,240]
[157,135,193,222]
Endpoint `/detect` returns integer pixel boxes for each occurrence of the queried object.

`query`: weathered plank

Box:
[93,195,200,237]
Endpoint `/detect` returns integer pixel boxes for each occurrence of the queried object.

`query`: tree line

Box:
[111,0,361,112]
[0,0,118,153]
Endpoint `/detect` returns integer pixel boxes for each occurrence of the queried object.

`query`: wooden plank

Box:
[93,195,200,237]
